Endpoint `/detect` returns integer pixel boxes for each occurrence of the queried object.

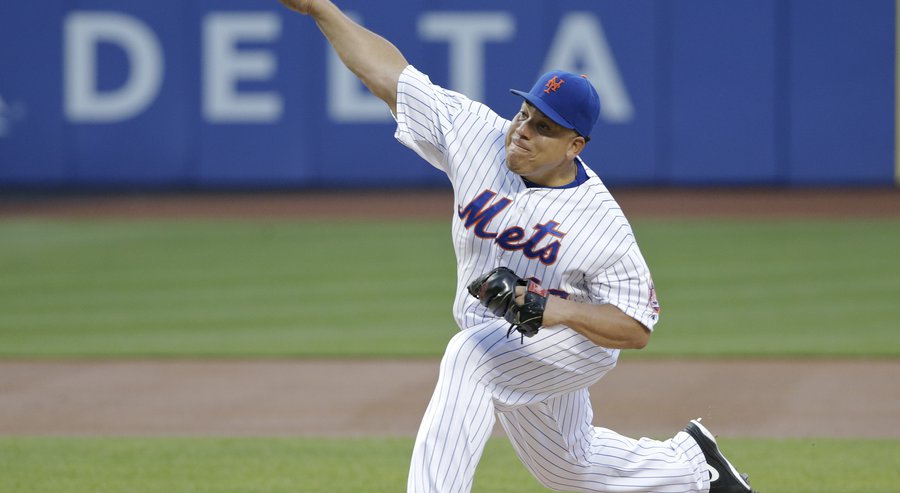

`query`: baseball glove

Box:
[467,267,548,342]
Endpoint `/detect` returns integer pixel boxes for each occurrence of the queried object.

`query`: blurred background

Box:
[0,0,895,189]
[1,0,896,356]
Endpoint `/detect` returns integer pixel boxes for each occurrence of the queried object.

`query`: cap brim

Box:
[509,89,576,132]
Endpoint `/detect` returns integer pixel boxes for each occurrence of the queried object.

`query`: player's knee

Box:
[440,327,496,379]
[442,329,484,364]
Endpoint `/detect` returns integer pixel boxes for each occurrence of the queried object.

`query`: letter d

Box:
[65,12,164,122]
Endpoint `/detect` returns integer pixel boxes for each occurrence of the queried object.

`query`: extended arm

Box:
[513,289,650,349]
[279,0,409,114]
[542,297,651,349]
[471,269,651,350]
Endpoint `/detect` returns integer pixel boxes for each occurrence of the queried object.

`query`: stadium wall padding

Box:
[0,0,895,188]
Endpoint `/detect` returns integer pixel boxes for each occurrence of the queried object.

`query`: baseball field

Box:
[1,189,899,492]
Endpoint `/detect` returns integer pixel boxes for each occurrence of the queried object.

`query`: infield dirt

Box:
[1,359,898,438]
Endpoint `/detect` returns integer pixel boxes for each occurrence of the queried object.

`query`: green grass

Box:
[0,220,458,357]
[0,436,897,493]
[1,218,898,358]
[636,219,900,357]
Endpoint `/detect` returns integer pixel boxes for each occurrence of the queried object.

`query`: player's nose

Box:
[515,121,533,139]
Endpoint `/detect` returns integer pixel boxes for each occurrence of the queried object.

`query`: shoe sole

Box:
[688,419,754,492]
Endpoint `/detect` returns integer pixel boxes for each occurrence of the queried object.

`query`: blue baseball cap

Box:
[510,70,601,138]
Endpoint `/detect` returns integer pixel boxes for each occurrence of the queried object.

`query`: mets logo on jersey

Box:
[457,190,565,265]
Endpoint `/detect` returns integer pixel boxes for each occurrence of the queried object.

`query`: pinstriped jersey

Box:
[394,65,660,337]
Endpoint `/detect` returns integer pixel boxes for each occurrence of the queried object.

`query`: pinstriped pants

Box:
[407,319,710,493]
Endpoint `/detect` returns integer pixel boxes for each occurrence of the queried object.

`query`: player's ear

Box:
[567,134,586,159]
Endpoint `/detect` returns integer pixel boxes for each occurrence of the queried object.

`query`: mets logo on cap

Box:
[510,70,601,138]
[544,76,565,93]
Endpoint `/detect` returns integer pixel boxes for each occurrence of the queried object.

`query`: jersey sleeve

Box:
[393,65,466,173]
[587,244,661,331]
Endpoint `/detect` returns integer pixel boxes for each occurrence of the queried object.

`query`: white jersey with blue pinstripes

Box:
[393,66,707,493]
[394,65,659,337]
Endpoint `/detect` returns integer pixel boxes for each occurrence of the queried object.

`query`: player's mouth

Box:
[510,139,530,153]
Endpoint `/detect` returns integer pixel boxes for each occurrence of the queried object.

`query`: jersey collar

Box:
[521,156,590,189]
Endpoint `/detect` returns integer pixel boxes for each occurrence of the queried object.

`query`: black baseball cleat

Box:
[684,419,757,493]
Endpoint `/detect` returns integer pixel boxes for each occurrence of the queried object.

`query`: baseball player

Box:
[279,1,757,492]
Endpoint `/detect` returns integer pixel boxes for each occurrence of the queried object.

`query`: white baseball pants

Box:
[407,319,709,493]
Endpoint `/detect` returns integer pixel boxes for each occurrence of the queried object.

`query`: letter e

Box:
[204,12,283,123]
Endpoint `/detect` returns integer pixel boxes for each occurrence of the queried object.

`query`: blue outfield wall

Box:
[0,0,895,188]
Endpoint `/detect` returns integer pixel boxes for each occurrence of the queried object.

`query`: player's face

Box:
[505,102,585,186]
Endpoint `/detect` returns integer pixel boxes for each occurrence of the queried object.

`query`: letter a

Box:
[541,13,634,123]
